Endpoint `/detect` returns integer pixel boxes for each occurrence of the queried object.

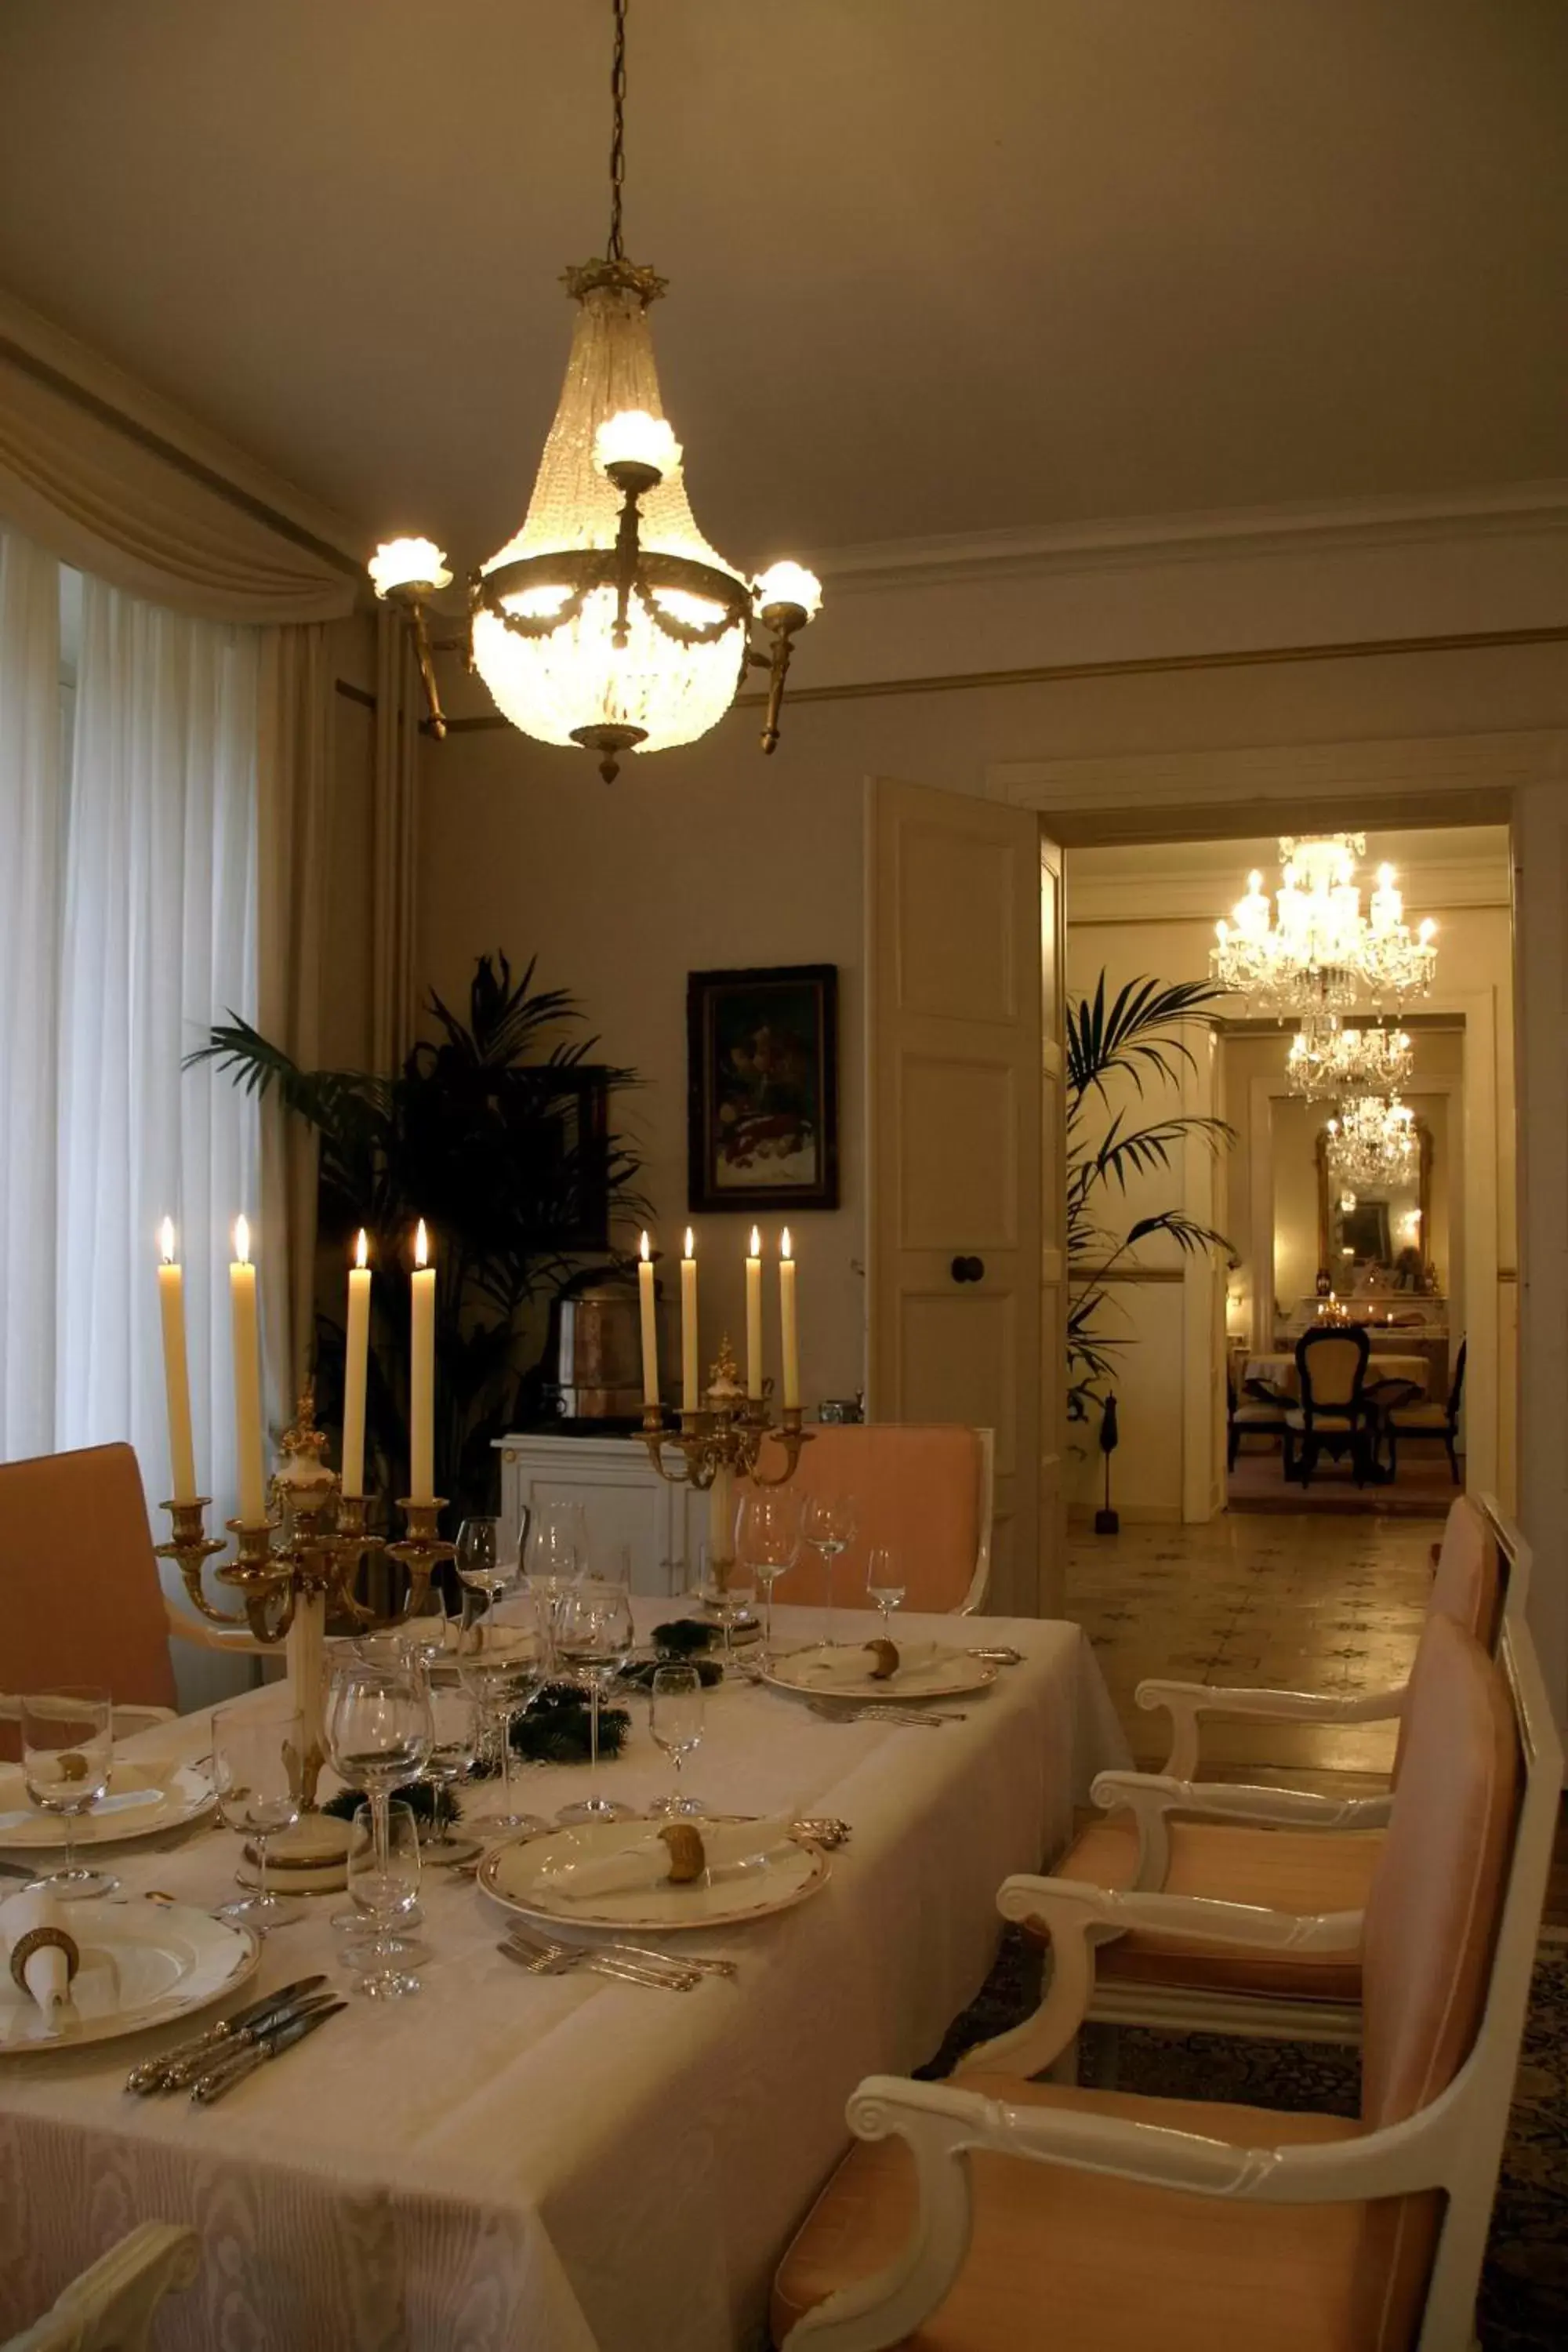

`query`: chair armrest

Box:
[163,1597,268,1655]
[952,1874,1362,2082]
[783,2070,1429,2350]
[1134,1675,1408,1779]
[1090,1768,1393,1889]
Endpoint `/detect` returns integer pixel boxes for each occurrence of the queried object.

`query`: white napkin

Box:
[800,1640,944,1686]
[537,1817,797,1902]
[0,1888,78,2016]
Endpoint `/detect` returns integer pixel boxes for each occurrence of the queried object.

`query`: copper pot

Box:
[547,1280,647,1421]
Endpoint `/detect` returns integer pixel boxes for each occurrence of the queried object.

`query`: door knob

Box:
[950,1255,985,1284]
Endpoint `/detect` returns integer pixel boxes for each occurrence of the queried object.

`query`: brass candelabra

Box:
[155,1392,456,1831]
[639,1338,811,1589]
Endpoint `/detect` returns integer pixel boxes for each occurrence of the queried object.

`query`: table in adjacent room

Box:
[0,1604,1127,2352]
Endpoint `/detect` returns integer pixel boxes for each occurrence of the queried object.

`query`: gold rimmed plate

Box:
[477,1816,830,1935]
[760,1642,998,1704]
[0,1759,215,1853]
[0,1897,259,2054]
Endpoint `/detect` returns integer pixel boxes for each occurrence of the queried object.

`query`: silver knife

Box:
[191,1998,347,2103]
[125,1975,328,2094]
[154,1991,340,2095]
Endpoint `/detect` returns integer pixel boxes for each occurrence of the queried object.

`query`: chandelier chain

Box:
[607,0,628,262]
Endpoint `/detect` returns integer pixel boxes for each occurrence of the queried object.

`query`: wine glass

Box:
[420,1675,481,1865]
[324,1655,433,1898]
[459,1583,552,1837]
[802,1495,857,1633]
[702,1541,754,1679]
[866,1547,906,1635]
[553,1579,636,1825]
[528,1504,585,1635]
[648,1664,706,1817]
[735,1487,802,1668]
[455,1515,516,1646]
[19,1687,118,1900]
[343,1798,423,2000]
[209,1703,306,1929]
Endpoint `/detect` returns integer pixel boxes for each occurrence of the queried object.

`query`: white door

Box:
[867,779,1064,1615]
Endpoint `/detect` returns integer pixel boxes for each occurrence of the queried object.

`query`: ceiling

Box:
[1,2,1565,569]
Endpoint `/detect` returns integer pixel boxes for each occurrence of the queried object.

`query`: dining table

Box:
[0,1601,1127,2352]
[1241,1349,1431,1400]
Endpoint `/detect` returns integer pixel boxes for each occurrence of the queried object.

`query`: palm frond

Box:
[1067,974,1229,1102]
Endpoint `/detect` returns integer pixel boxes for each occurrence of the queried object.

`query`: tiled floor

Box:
[1065,1510,1440,1778]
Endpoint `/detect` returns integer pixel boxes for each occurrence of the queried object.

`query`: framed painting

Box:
[687,964,840,1213]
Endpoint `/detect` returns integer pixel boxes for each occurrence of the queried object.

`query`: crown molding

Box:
[805,483,1568,597]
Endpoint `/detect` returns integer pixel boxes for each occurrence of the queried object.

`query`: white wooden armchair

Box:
[2,2224,198,2352]
[0,1444,263,1751]
[772,1605,1559,2352]
[1030,1494,1512,2045]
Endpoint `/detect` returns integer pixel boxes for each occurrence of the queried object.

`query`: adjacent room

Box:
[0,7,1565,2350]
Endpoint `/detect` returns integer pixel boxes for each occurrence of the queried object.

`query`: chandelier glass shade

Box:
[1211,835,1437,1013]
[1325,1094,1418,1189]
[1286,1015,1413,1104]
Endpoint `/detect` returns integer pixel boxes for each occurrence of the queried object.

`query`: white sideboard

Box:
[495,1432,713,1599]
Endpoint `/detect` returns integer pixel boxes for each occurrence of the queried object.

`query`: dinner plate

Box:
[760,1642,998,1704]
[0,1758,216,1851]
[478,1816,830,1933]
[0,1896,260,2054]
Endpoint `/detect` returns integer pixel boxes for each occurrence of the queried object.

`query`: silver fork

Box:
[806,1700,960,1727]
[500,1931,700,1991]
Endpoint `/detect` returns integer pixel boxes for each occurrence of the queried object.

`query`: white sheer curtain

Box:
[0,525,62,1459]
[53,575,261,1524]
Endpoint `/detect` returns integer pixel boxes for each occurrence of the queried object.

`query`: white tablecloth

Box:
[0,1605,1125,2352]
[1242,1350,1430,1400]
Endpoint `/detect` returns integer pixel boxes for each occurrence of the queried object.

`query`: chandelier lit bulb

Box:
[1325,1095,1419,1189]
[1211,836,1437,1013]
[1286,1015,1414,1104]
[369,0,821,781]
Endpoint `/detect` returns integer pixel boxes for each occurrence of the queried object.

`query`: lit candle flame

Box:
[415,1218,429,1269]
[781,1228,793,1261]
[234,1214,251,1265]
[684,1227,695,1259]
[1247,870,1262,895]
[354,1228,368,1270]
[640,1229,652,1263]
[1378,862,1395,887]
[159,1216,176,1265]
[750,1225,762,1257]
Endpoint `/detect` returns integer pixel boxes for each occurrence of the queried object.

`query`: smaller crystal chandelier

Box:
[1325,1094,1418,1189]
[1211,836,1437,1012]
[368,0,821,781]
[1286,1015,1413,1104]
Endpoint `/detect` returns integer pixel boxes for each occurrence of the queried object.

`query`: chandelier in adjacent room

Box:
[1210,836,1437,1012]
[1285,1014,1414,1104]
[368,0,821,781]
[1325,1094,1419,1189]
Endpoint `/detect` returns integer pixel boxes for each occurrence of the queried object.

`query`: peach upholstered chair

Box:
[743,1424,993,1615]
[0,1444,261,1753]
[1041,1493,1513,2044]
[771,1606,1558,2352]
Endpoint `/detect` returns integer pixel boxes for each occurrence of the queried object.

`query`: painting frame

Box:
[687,963,840,1214]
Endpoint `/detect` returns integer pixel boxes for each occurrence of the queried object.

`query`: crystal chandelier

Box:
[1211,836,1437,1012]
[1325,1094,1418,1189]
[1285,1015,1413,1104]
[368,0,820,782]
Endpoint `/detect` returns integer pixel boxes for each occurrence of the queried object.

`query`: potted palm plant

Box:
[194,953,644,1512]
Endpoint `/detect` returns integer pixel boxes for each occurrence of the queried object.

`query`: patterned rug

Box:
[921,1929,1568,2350]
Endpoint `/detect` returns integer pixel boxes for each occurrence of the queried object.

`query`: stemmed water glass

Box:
[324,1653,433,1898]
[459,1582,552,1837]
[209,1703,306,1929]
[19,1687,118,1900]
[343,1798,423,2000]
[802,1495,857,1634]
[456,1512,521,1648]
[735,1488,802,1668]
[528,1502,586,1637]
[553,1579,635,1825]
[866,1547,906,1635]
[420,1675,482,1865]
[648,1664,706,1817]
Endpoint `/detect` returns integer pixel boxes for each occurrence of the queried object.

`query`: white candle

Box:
[745,1226,764,1400]
[637,1231,660,1407]
[228,1215,267,1526]
[410,1219,436,1501]
[779,1226,800,1410]
[681,1228,700,1414]
[157,1218,198,1504]
[342,1229,372,1498]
